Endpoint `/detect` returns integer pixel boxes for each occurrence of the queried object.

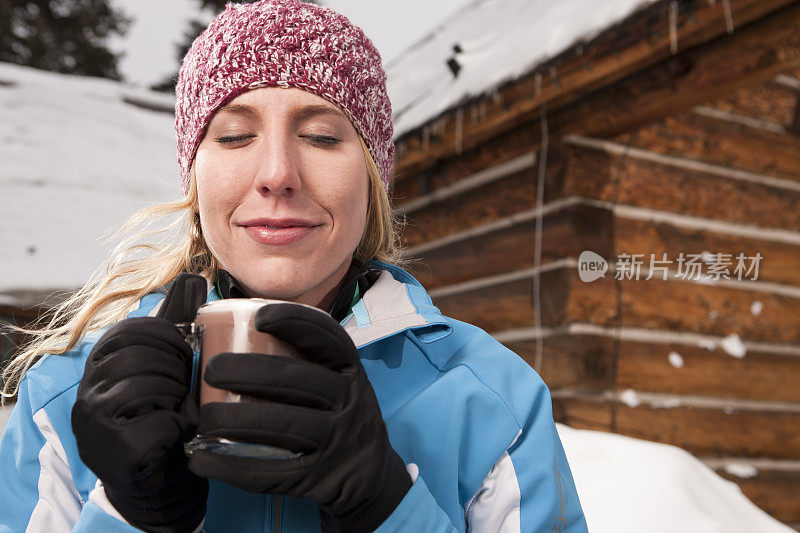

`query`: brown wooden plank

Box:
[430,261,800,343]
[400,167,538,248]
[513,333,800,403]
[551,396,613,432]
[556,395,800,459]
[431,269,619,333]
[619,277,800,344]
[504,336,615,392]
[399,143,583,248]
[393,121,539,204]
[509,331,800,403]
[561,145,800,231]
[702,79,800,128]
[615,217,800,287]
[617,341,800,403]
[715,466,800,523]
[407,204,614,289]
[394,0,799,178]
[432,276,535,332]
[613,111,800,183]
[555,2,800,139]
[615,404,800,459]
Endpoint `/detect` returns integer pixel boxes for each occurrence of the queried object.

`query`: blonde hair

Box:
[1,137,402,402]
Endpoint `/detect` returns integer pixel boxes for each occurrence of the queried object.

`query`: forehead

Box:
[216,86,348,120]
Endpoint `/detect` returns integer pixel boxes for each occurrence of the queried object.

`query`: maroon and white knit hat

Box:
[175,0,394,193]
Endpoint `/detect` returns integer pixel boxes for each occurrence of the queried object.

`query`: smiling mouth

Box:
[239,219,321,246]
[240,217,320,228]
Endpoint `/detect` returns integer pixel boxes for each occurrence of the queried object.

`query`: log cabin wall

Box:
[393,0,800,527]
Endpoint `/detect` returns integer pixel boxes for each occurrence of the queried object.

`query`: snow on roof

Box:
[386,0,657,138]
[0,62,180,297]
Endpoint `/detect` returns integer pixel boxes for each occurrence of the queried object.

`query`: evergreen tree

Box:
[151,0,323,92]
[0,0,130,80]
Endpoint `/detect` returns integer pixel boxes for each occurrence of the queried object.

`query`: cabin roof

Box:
[386,0,657,138]
[0,62,178,302]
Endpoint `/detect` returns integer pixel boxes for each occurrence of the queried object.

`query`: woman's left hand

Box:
[187,303,412,533]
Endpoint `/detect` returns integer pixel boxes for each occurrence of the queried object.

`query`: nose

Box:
[252,134,302,197]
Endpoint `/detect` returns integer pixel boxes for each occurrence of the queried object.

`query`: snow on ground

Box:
[386,0,657,137]
[0,62,181,298]
[0,405,789,531]
[556,424,794,532]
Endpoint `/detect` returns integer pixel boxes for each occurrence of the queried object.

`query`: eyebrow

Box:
[217,102,346,122]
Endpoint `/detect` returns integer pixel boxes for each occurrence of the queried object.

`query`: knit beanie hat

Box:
[175,0,394,193]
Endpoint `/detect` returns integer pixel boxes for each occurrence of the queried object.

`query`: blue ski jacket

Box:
[0,262,588,532]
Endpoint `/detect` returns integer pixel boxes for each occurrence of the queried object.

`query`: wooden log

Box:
[394,0,800,178]
[430,268,619,333]
[431,275,536,332]
[617,340,800,403]
[504,335,616,392]
[701,78,799,128]
[393,118,539,203]
[407,203,615,289]
[615,403,800,459]
[507,330,800,403]
[615,217,800,287]
[400,144,580,248]
[430,263,800,344]
[555,2,800,139]
[406,198,800,290]
[562,143,800,231]
[613,111,800,183]
[619,277,800,344]
[401,166,538,248]
[713,464,800,523]
[552,396,613,432]
[554,393,800,459]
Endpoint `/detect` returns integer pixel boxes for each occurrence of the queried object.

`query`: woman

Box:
[0,1,588,531]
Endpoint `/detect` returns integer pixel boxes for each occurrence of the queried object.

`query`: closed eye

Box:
[216,134,256,144]
[302,134,341,147]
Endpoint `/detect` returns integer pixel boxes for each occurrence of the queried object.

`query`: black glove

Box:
[188,303,412,533]
[72,273,209,533]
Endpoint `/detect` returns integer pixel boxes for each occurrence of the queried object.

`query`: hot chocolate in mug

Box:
[178,298,321,459]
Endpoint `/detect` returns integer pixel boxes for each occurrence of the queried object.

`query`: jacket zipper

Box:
[274,495,282,533]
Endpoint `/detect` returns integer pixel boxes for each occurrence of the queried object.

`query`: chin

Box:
[240,273,309,300]
[229,260,316,299]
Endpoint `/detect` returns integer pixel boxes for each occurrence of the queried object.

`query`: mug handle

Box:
[176,322,203,403]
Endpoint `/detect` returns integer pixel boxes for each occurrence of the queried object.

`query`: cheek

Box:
[195,152,242,213]
[194,155,239,248]
[332,170,369,233]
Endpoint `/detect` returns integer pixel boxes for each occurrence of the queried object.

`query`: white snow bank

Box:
[557,424,793,532]
[386,0,657,137]
[0,62,180,295]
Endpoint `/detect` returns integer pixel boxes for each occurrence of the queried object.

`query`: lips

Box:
[239,217,321,246]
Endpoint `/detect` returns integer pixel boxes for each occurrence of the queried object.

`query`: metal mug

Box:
[178,298,307,459]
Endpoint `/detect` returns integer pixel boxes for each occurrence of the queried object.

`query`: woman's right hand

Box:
[71,273,209,533]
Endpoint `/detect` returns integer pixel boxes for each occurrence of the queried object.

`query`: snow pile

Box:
[721,333,747,358]
[0,62,181,298]
[556,424,793,532]
[386,0,657,137]
[668,351,684,368]
[619,388,641,408]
